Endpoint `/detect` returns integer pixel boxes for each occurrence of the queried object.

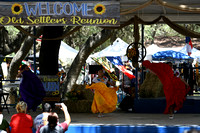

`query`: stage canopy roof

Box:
[120,0,200,24]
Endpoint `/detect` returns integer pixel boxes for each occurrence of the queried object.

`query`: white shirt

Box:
[92,76,108,84]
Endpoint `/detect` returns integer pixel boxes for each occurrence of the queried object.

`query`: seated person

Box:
[0,106,10,133]
[39,103,71,133]
[34,103,52,132]
[10,101,33,133]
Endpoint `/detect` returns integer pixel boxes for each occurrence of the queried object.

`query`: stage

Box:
[134,96,200,113]
[2,106,200,133]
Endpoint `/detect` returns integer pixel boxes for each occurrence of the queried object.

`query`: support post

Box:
[135,67,138,100]
[141,24,144,83]
[33,26,36,74]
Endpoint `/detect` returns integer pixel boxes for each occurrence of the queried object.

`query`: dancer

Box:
[142,60,190,119]
[18,64,46,111]
[86,69,118,118]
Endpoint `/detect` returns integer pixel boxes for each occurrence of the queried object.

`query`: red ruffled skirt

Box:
[143,60,190,114]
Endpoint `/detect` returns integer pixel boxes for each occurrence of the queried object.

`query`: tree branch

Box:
[62,29,113,98]
[7,26,44,81]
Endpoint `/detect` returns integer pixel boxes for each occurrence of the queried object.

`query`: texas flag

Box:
[106,56,135,79]
[185,36,193,56]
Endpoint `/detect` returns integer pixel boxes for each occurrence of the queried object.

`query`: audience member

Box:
[10,101,33,133]
[39,103,71,133]
[0,106,10,133]
[34,103,52,132]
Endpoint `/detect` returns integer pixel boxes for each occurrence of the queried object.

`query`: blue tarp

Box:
[0,0,94,1]
[67,125,200,133]
[152,50,193,61]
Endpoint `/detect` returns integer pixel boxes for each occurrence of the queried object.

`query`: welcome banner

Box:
[0,1,120,26]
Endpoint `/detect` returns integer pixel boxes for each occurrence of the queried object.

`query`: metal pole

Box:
[83,62,86,83]
[33,26,36,74]
[141,24,144,83]
[135,67,138,100]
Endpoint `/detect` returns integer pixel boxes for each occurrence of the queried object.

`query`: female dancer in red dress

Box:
[142,60,190,119]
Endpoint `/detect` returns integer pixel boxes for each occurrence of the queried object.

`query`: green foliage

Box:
[66,88,82,101]
[65,84,94,101]
[144,24,182,41]
[114,25,134,44]
[93,39,111,53]
[63,26,102,51]
[63,24,200,53]
[5,26,19,41]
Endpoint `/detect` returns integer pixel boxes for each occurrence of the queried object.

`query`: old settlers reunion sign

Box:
[0,1,120,26]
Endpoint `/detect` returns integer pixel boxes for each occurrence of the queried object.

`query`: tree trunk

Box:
[7,27,44,81]
[0,27,26,56]
[0,27,9,54]
[62,29,113,98]
[39,26,63,75]
[110,30,117,45]
[150,24,159,44]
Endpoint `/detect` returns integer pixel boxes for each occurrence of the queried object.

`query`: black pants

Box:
[119,96,134,111]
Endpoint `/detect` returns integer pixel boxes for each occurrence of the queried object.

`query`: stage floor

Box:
[2,107,200,133]
[3,107,200,126]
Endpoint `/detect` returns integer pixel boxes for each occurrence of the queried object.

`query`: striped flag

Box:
[185,36,193,56]
[106,56,135,80]
[91,57,118,81]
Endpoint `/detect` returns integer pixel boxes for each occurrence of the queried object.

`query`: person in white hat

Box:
[0,106,10,133]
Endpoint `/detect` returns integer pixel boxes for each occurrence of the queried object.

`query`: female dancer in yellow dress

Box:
[86,69,118,118]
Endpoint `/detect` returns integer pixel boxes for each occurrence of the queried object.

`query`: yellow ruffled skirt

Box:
[86,82,118,113]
